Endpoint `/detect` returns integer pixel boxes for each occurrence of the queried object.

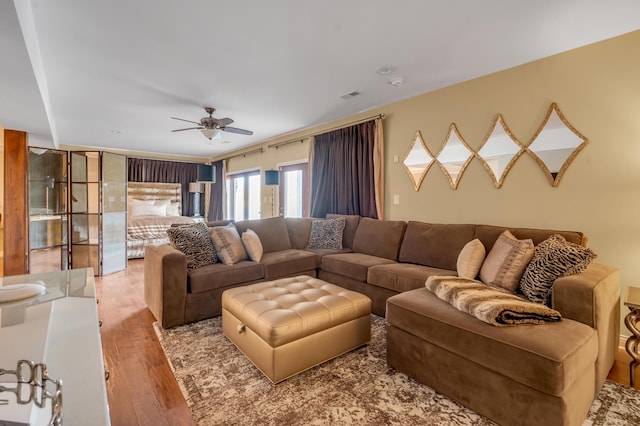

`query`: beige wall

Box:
[223,30,640,336]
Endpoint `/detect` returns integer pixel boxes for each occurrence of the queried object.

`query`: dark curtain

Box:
[207,160,225,221]
[127,158,144,182]
[127,158,198,216]
[310,120,378,218]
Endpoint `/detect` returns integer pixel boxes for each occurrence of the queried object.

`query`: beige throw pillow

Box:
[479,230,534,292]
[241,229,264,262]
[210,223,248,265]
[457,239,486,279]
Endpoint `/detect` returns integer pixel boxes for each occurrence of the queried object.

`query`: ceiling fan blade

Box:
[217,117,234,127]
[171,117,202,126]
[222,126,253,136]
[171,127,203,132]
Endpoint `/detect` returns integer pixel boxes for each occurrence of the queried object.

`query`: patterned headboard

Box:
[127,182,182,215]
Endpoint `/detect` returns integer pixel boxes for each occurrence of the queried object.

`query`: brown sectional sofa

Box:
[143,214,620,426]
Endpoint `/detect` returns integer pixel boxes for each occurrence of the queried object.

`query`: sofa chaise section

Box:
[386,261,619,426]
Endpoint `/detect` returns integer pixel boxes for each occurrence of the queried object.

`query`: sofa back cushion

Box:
[326,214,361,249]
[399,222,476,270]
[235,216,291,253]
[352,218,407,261]
[474,224,585,253]
[285,217,312,249]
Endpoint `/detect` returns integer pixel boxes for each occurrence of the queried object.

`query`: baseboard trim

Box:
[620,334,628,350]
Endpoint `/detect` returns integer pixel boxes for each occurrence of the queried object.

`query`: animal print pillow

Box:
[306,217,346,250]
[519,234,596,306]
[166,222,217,270]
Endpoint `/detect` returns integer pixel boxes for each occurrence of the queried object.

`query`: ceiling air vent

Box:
[341,91,360,100]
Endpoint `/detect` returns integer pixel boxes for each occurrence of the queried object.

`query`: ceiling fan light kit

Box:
[201,128,221,140]
[171,107,253,141]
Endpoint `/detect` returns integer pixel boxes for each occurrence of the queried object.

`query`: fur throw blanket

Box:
[425,276,562,326]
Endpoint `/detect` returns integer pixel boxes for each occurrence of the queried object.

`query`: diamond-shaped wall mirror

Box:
[402,131,435,191]
[526,103,588,187]
[476,114,525,188]
[435,124,474,190]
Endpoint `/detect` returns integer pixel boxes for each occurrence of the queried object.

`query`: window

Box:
[226,170,261,221]
[278,163,309,218]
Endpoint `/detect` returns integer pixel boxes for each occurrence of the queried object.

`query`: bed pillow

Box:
[479,230,534,292]
[306,217,346,250]
[457,239,486,280]
[129,200,166,217]
[166,222,217,270]
[210,223,248,265]
[241,229,264,262]
[166,202,181,216]
[519,234,597,306]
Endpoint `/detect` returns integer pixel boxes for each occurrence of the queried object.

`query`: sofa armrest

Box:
[552,262,620,390]
[144,244,188,329]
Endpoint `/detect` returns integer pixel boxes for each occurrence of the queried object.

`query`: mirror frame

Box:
[476,114,526,189]
[525,103,588,187]
[434,123,474,190]
[402,131,436,191]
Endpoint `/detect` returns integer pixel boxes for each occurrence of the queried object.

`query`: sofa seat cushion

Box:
[368,263,456,293]
[321,252,396,282]
[261,249,320,280]
[386,288,598,396]
[188,260,265,293]
[304,247,353,257]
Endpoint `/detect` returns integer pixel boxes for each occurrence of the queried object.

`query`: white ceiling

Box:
[2,0,640,159]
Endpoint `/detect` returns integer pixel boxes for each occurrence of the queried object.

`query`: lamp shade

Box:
[189,182,205,193]
[265,170,279,185]
[197,164,215,182]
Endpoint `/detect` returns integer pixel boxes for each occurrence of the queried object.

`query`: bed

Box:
[127,182,195,259]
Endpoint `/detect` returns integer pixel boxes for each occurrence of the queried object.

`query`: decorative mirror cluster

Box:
[402,103,587,190]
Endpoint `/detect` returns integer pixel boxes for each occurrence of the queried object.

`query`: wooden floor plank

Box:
[95,259,636,425]
[95,259,195,426]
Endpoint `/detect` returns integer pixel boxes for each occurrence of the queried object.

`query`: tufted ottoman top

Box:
[222,275,371,347]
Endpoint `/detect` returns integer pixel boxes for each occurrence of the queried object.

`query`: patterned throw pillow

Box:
[479,230,535,292]
[306,217,346,250]
[166,222,217,270]
[519,234,596,306]
[457,239,486,280]
[210,223,248,265]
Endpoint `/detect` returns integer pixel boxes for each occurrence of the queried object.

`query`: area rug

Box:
[154,316,640,425]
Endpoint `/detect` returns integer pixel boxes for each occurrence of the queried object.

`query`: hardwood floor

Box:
[95,259,195,426]
[96,260,637,425]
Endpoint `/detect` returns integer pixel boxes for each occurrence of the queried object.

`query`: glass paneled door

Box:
[28,147,69,273]
[101,152,127,275]
[279,163,309,218]
[226,170,261,221]
[70,151,127,276]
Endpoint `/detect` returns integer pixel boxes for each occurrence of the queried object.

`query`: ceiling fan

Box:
[171,107,254,140]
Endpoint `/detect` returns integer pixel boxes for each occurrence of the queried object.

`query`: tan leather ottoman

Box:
[221,275,371,383]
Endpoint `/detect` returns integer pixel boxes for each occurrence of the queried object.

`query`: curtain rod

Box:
[267,113,384,150]
[224,147,264,161]
[316,113,384,136]
[129,155,209,165]
[267,139,305,149]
